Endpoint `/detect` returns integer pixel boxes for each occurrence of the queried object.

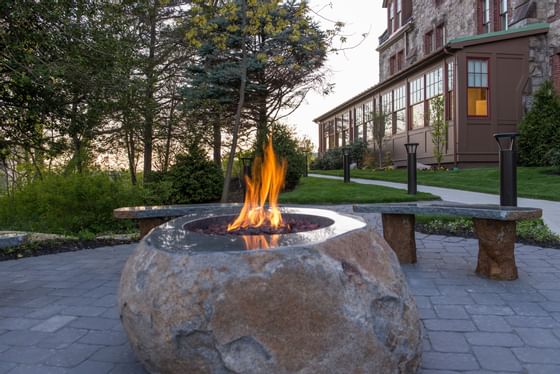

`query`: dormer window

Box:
[396,0,402,29]
[481,0,490,33]
[500,0,508,30]
[389,1,395,33]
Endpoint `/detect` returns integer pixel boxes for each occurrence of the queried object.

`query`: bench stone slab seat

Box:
[353,202,543,281]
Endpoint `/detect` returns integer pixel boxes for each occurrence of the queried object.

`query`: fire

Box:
[227,137,287,232]
[241,234,280,250]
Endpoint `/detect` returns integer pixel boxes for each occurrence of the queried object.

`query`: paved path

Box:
[310,173,560,235]
[1,210,560,373]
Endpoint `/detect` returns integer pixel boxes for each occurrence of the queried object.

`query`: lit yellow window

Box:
[467,59,488,117]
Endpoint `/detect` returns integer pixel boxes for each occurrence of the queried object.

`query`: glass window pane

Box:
[396,110,406,133]
[412,103,425,129]
[481,61,488,73]
[481,75,488,87]
[467,87,488,116]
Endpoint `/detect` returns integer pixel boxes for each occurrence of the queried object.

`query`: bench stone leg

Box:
[381,214,417,264]
[473,219,518,280]
[139,218,167,239]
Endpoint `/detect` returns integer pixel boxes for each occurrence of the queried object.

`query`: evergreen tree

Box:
[519,81,560,166]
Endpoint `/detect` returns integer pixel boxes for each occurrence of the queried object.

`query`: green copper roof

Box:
[448,22,549,45]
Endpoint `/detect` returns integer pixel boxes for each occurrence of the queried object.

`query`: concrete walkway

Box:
[1,207,560,373]
[310,173,560,235]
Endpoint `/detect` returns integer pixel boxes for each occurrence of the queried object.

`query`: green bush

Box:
[145,147,224,204]
[0,172,144,235]
[269,124,306,191]
[519,81,560,166]
[311,148,343,170]
[545,148,560,171]
[350,140,368,168]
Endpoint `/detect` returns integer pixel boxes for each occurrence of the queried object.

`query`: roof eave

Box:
[313,49,448,123]
[448,23,549,49]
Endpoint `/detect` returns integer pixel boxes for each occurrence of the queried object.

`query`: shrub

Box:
[310,148,343,170]
[349,140,368,168]
[0,172,144,235]
[146,147,224,204]
[519,81,560,166]
[545,148,560,172]
[361,148,378,170]
[269,124,306,191]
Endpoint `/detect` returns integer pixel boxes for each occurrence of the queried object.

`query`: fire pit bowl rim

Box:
[144,204,367,253]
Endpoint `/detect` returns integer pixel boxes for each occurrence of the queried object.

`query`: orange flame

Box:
[241,234,280,250]
[228,137,287,233]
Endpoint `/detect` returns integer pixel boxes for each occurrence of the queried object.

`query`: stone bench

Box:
[353,202,542,280]
[114,204,242,238]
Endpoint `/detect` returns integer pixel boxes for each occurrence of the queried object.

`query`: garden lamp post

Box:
[494,133,519,207]
[404,143,419,195]
[343,146,351,183]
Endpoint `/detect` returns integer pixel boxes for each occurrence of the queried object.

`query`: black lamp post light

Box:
[404,143,419,195]
[343,146,351,183]
[494,133,519,207]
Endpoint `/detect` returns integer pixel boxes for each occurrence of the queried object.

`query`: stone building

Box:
[314,0,560,166]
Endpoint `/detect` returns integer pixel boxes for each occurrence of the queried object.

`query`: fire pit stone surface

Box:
[119,205,422,373]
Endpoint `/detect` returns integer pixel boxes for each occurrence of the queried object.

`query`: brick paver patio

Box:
[1,210,559,373]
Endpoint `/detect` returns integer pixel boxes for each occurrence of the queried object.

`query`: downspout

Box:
[443,46,459,167]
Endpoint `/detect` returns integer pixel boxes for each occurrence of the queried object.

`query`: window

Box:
[467,59,489,117]
[397,50,404,71]
[395,0,402,29]
[381,92,394,136]
[394,85,406,133]
[426,68,443,126]
[424,31,433,55]
[365,100,374,144]
[342,112,350,146]
[426,68,443,99]
[322,123,328,151]
[481,0,490,33]
[446,61,455,121]
[389,55,397,75]
[500,0,508,30]
[389,1,395,33]
[354,106,363,141]
[410,76,425,129]
[335,117,342,147]
[327,120,334,150]
[435,24,445,49]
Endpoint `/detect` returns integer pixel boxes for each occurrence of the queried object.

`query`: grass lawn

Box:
[279,176,438,205]
[311,167,560,201]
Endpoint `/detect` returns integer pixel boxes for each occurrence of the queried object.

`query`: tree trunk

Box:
[143,2,158,183]
[221,0,248,203]
[125,125,137,185]
[213,121,221,169]
[162,94,176,173]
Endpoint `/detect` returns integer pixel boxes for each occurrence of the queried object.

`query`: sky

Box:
[285,0,387,151]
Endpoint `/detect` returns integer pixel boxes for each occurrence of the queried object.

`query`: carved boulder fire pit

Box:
[118,205,422,373]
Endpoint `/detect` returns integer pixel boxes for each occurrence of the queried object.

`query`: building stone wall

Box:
[379,0,478,82]
[510,0,560,108]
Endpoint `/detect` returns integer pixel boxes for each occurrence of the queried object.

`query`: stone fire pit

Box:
[118,205,422,373]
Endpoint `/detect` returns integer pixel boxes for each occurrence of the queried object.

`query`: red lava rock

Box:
[193,218,321,236]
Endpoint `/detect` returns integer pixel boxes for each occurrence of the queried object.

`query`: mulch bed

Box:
[0,238,136,262]
[415,224,560,249]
